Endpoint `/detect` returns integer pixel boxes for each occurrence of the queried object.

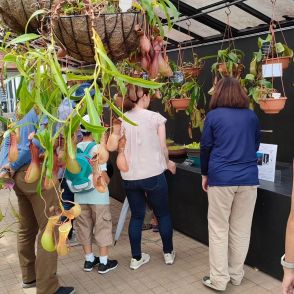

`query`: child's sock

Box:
[99,256,108,265]
[85,253,94,262]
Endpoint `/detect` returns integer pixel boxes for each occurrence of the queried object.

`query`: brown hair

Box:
[209,77,249,110]
[123,85,149,111]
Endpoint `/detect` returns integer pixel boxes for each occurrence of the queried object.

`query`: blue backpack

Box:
[65,141,96,193]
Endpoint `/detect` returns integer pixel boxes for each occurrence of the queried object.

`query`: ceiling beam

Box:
[170,0,238,35]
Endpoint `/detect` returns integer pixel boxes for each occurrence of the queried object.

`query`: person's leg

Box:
[228,186,257,285]
[92,205,117,274]
[206,186,236,291]
[14,185,38,285]
[75,204,99,271]
[14,167,60,294]
[145,173,173,254]
[143,200,153,230]
[124,181,146,259]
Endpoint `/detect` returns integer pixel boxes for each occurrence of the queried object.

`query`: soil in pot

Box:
[259,97,287,114]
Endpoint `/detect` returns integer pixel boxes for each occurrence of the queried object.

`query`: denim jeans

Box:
[60,178,74,211]
[123,173,173,257]
[60,178,74,239]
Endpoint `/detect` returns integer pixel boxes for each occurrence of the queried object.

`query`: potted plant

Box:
[51,0,179,63]
[256,34,293,70]
[161,79,205,130]
[211,48,244,78]
[179,53,204,79]
[258,87,287,114]
[242,74,286,114]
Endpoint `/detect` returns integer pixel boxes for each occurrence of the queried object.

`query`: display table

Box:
[109,153,292,280]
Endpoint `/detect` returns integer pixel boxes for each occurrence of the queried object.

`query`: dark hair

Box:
[123,85,149,111]
[209,77,249,110]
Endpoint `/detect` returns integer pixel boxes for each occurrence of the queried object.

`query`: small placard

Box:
[262,63,283,78]
[257,143,278,182]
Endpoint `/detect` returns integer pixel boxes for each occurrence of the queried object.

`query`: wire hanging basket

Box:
[52,11,143,63]
[0,0,54,33]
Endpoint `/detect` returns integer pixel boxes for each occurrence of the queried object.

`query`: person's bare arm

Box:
[282,161,294,294]
[158,124,176,174]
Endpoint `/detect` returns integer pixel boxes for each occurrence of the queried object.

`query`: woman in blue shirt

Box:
[200,77,260,291]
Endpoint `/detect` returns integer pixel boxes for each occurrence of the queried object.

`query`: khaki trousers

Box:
[13,165,60,294]
[207,186,257,290]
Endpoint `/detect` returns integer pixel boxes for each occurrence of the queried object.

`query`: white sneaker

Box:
[164,251,176,265]
[130,253,150,270]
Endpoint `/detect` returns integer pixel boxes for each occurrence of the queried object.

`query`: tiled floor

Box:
[0,189,281,294]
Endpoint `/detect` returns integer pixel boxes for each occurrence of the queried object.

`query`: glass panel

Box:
[164,27,193,42]
[180,0,217,9]
[208,6,266,30]
[246,0,294,21]
[176,19,220,37]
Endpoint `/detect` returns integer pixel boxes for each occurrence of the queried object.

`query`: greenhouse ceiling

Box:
[165,0,294,50]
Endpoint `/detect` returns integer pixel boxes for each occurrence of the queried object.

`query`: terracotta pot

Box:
[262,57,291,70]
[170,98,190,111]
[180,66,202,79]
[259,97,287,114]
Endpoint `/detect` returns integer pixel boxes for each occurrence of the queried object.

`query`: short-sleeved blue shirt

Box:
[200,107,260,186]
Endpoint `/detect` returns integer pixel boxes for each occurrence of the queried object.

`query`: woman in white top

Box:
[119,86,176,270]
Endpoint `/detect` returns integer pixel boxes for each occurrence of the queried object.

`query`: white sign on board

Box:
[257,143,278,182]
[262,63,283,78]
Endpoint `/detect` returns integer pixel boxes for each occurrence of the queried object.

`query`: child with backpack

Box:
[65,115,118,274]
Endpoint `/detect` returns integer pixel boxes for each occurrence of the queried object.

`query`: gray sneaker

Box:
[21,280,36,288]
[164,251,176,265]
[130,253,150,270]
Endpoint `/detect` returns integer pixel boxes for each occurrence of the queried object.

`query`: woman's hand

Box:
[202,175,208,192]
[282,268,294,294]
[167,160,176,174]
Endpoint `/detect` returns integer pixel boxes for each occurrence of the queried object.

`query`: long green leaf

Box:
[47,52,68,97]
[7,34,40,46]
[85,88,101,142]
[0,116,9,125]
[25,9,46,33]
[67,119,75,159]
[66,72,94,81]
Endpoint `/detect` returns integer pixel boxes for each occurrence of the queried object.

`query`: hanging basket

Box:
[52,12,143,63]
[262,56,291,70]
[179,65,203,79]
[217,63,244,78]
[259,97,287,114]
[170,98,190,111]
[0,0,54,33]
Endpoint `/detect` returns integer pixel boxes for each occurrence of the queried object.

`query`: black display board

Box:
[150,29,294,163]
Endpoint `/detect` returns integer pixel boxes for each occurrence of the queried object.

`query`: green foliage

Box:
[211,48,244,77]
[1,28,162,193]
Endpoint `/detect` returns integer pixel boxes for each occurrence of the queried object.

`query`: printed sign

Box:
[257,143,278,182]
[262,63,283,78]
